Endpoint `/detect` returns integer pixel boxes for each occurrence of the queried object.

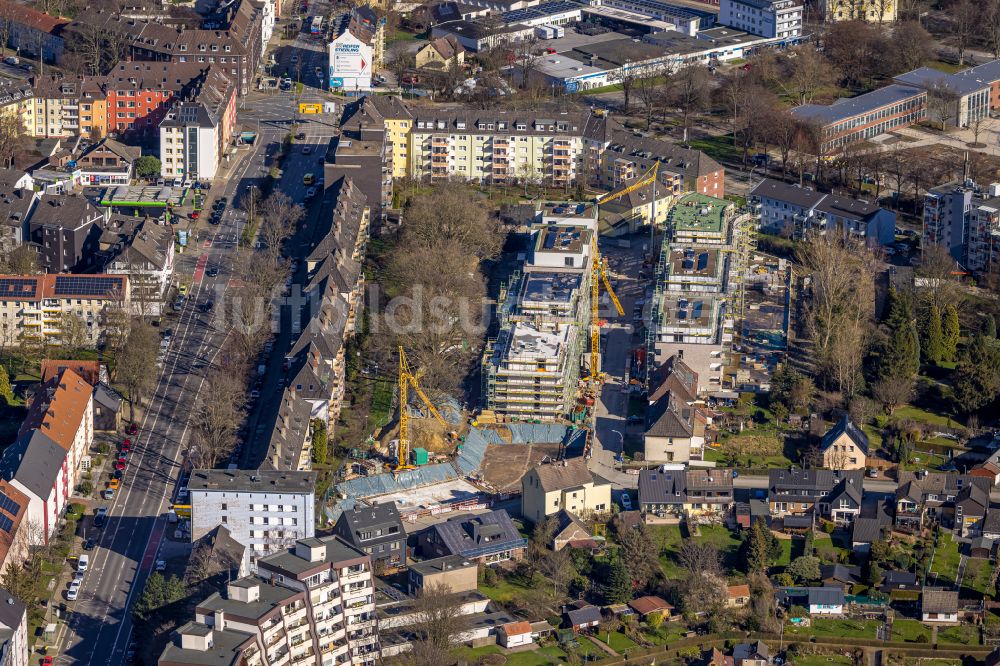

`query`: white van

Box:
[77,554,89,572]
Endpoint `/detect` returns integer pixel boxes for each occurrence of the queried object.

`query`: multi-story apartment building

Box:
[159,535,378,666]
[921,180,1000,273]
[0,0,69,64]
[0,170,37,258]
[159,67,237,181]
[719,0,802,40]
[791,84,927,155]
[600,131,725,197]
[0,274,130,347]
[28,194,108,272]
[330,101,394,223]
[101,216,175,317]
[188,469,317,559]
[768,468,863,525]
[23,75,86,139]
[328,7,384,92]
[750,177,896,245]
[18,367,93,492]
[407,109,589,186]
[820,0,895,22]
[332,503,406,572]
[103,62,218,137]
[0,588,27,666]
[482,204,595,421]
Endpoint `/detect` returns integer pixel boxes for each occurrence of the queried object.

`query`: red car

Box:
[114,461,126,471]
[127,423,138,436]
[42,658,54,666]
[191,211,200,219]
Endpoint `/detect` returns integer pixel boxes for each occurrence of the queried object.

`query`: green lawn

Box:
[685,134,741,164]
[937,623,980,645]
[606,631,637,652]
[892,618,931,643]
[792,656,853,666]
[893,405,955,429]
[452,644,579,666]
[649,523,743,578]
[478,576,531,604]
[812,534,850,563]
[962,557,995,596]
[369,378,394,428]
[929,533,961,586]
[775,538,794,566]
[644,623,687,645]
[785,618,879,639]
[926,60,967,74]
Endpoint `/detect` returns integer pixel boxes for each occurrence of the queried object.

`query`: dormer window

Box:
[211,44,218,52]
[180,44,187,51]
[225,45,231,52]
[456,120,466,129]
[199,44,206,51]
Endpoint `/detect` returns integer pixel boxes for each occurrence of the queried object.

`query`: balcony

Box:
[431,137,448,147]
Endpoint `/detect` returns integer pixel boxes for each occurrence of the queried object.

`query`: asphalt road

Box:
[54,114,284,666]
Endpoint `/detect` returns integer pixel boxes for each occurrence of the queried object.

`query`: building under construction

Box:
[646,192,745,396]
[481,203,597,422]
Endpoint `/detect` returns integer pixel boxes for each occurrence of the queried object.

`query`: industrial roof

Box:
[668,192,730,233]
[894,66,990,97]
[791,84,926,126]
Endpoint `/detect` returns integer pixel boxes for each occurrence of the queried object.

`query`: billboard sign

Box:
[328,31,373,90]
[299,102,323,114]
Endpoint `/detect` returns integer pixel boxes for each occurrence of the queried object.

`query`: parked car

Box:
[301,146,312,155]
[77,554,90,572]
[3,56,18,66]
[114,460,126,471]
[104,488,115,500]
[620,493,633,511]
[200,300,214,313]
[305,186,317,199]
[155,560,167,572]
[83,538,96,551]
[67,581,80,600]
[206,266,220,277]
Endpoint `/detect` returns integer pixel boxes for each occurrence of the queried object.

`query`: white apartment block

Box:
[159,535,377,666]
[719,0,802,40]
[188,469,317,560]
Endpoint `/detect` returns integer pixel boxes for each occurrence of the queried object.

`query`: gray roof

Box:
[158,623,255,666]
[409,554,477,577]
[957,483,989,514]
[894,66,990,97]
[529,459,600,493]
[922,588,958,613]
[29,194,102,230]
[0,430,65,500]
[638,468,686,505]
[751,178,885,223]
[808,587,845,607]
[733,640,769,662]
[791,84,926,126]
[769,468,864,503]
[93,382,122,411]
[428,509,525,559]
[983,508,1000,535]
[882,570,917,588]
[196,577,300,621]
[336,502,404,540]
[187,469,316,495]
[646,391,695,439]
[820,564,861,585]
[0,588,25,631]
[566,604,602,626]
[821,416,870,455]
[256,534,367,578]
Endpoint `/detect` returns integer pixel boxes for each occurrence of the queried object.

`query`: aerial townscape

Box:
[2,0,1000,665]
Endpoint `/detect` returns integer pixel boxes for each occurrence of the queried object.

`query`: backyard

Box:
[961,557,995,597]
[648,524,743,579]
[784,618,880,640]
[452,636,604,665]
[928,532,961,587]
[891,618,931,643]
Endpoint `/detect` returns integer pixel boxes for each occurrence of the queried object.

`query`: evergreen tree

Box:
[984,313,997,339]
[954,334,1000,413]
[924,304,944,364]
[942,304,960,362]
[746,520,773,573]
[0,365,11,406]
[311,419,328,465]
[878,287,920,382]
[604,556,633,604]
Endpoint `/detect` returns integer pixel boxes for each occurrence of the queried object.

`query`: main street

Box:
[53,97,306,666]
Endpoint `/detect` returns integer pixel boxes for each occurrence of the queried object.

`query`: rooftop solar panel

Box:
[0,277,38,298]
[53,276,124,298]
[0,492,20,517]
[0,514,13,533]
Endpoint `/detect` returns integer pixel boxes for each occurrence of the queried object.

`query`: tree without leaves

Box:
[889,21,934,74]
[668,65,710,143]
[115,319,159,421]
[747,573,779,633]
[676,540,721,576]
[782,46,835,106]
[537,546,574,599]
[59,312,89,353]
[926,80,960,130]
[917,244,961,315]
[633,64,667,130]
[402,187,501,260]
[191,369,245,469]
[409,582,470,651]
[0,245,38,274]
[824,20,886,89]
[0,113,25,170]
[985,0,1000,59]
[950,0,979,66]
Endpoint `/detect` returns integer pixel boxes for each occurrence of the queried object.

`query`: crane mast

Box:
[396,346,445,471]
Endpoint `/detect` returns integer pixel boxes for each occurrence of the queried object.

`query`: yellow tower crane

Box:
[583,163,661,382]
[396,346,446,471]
